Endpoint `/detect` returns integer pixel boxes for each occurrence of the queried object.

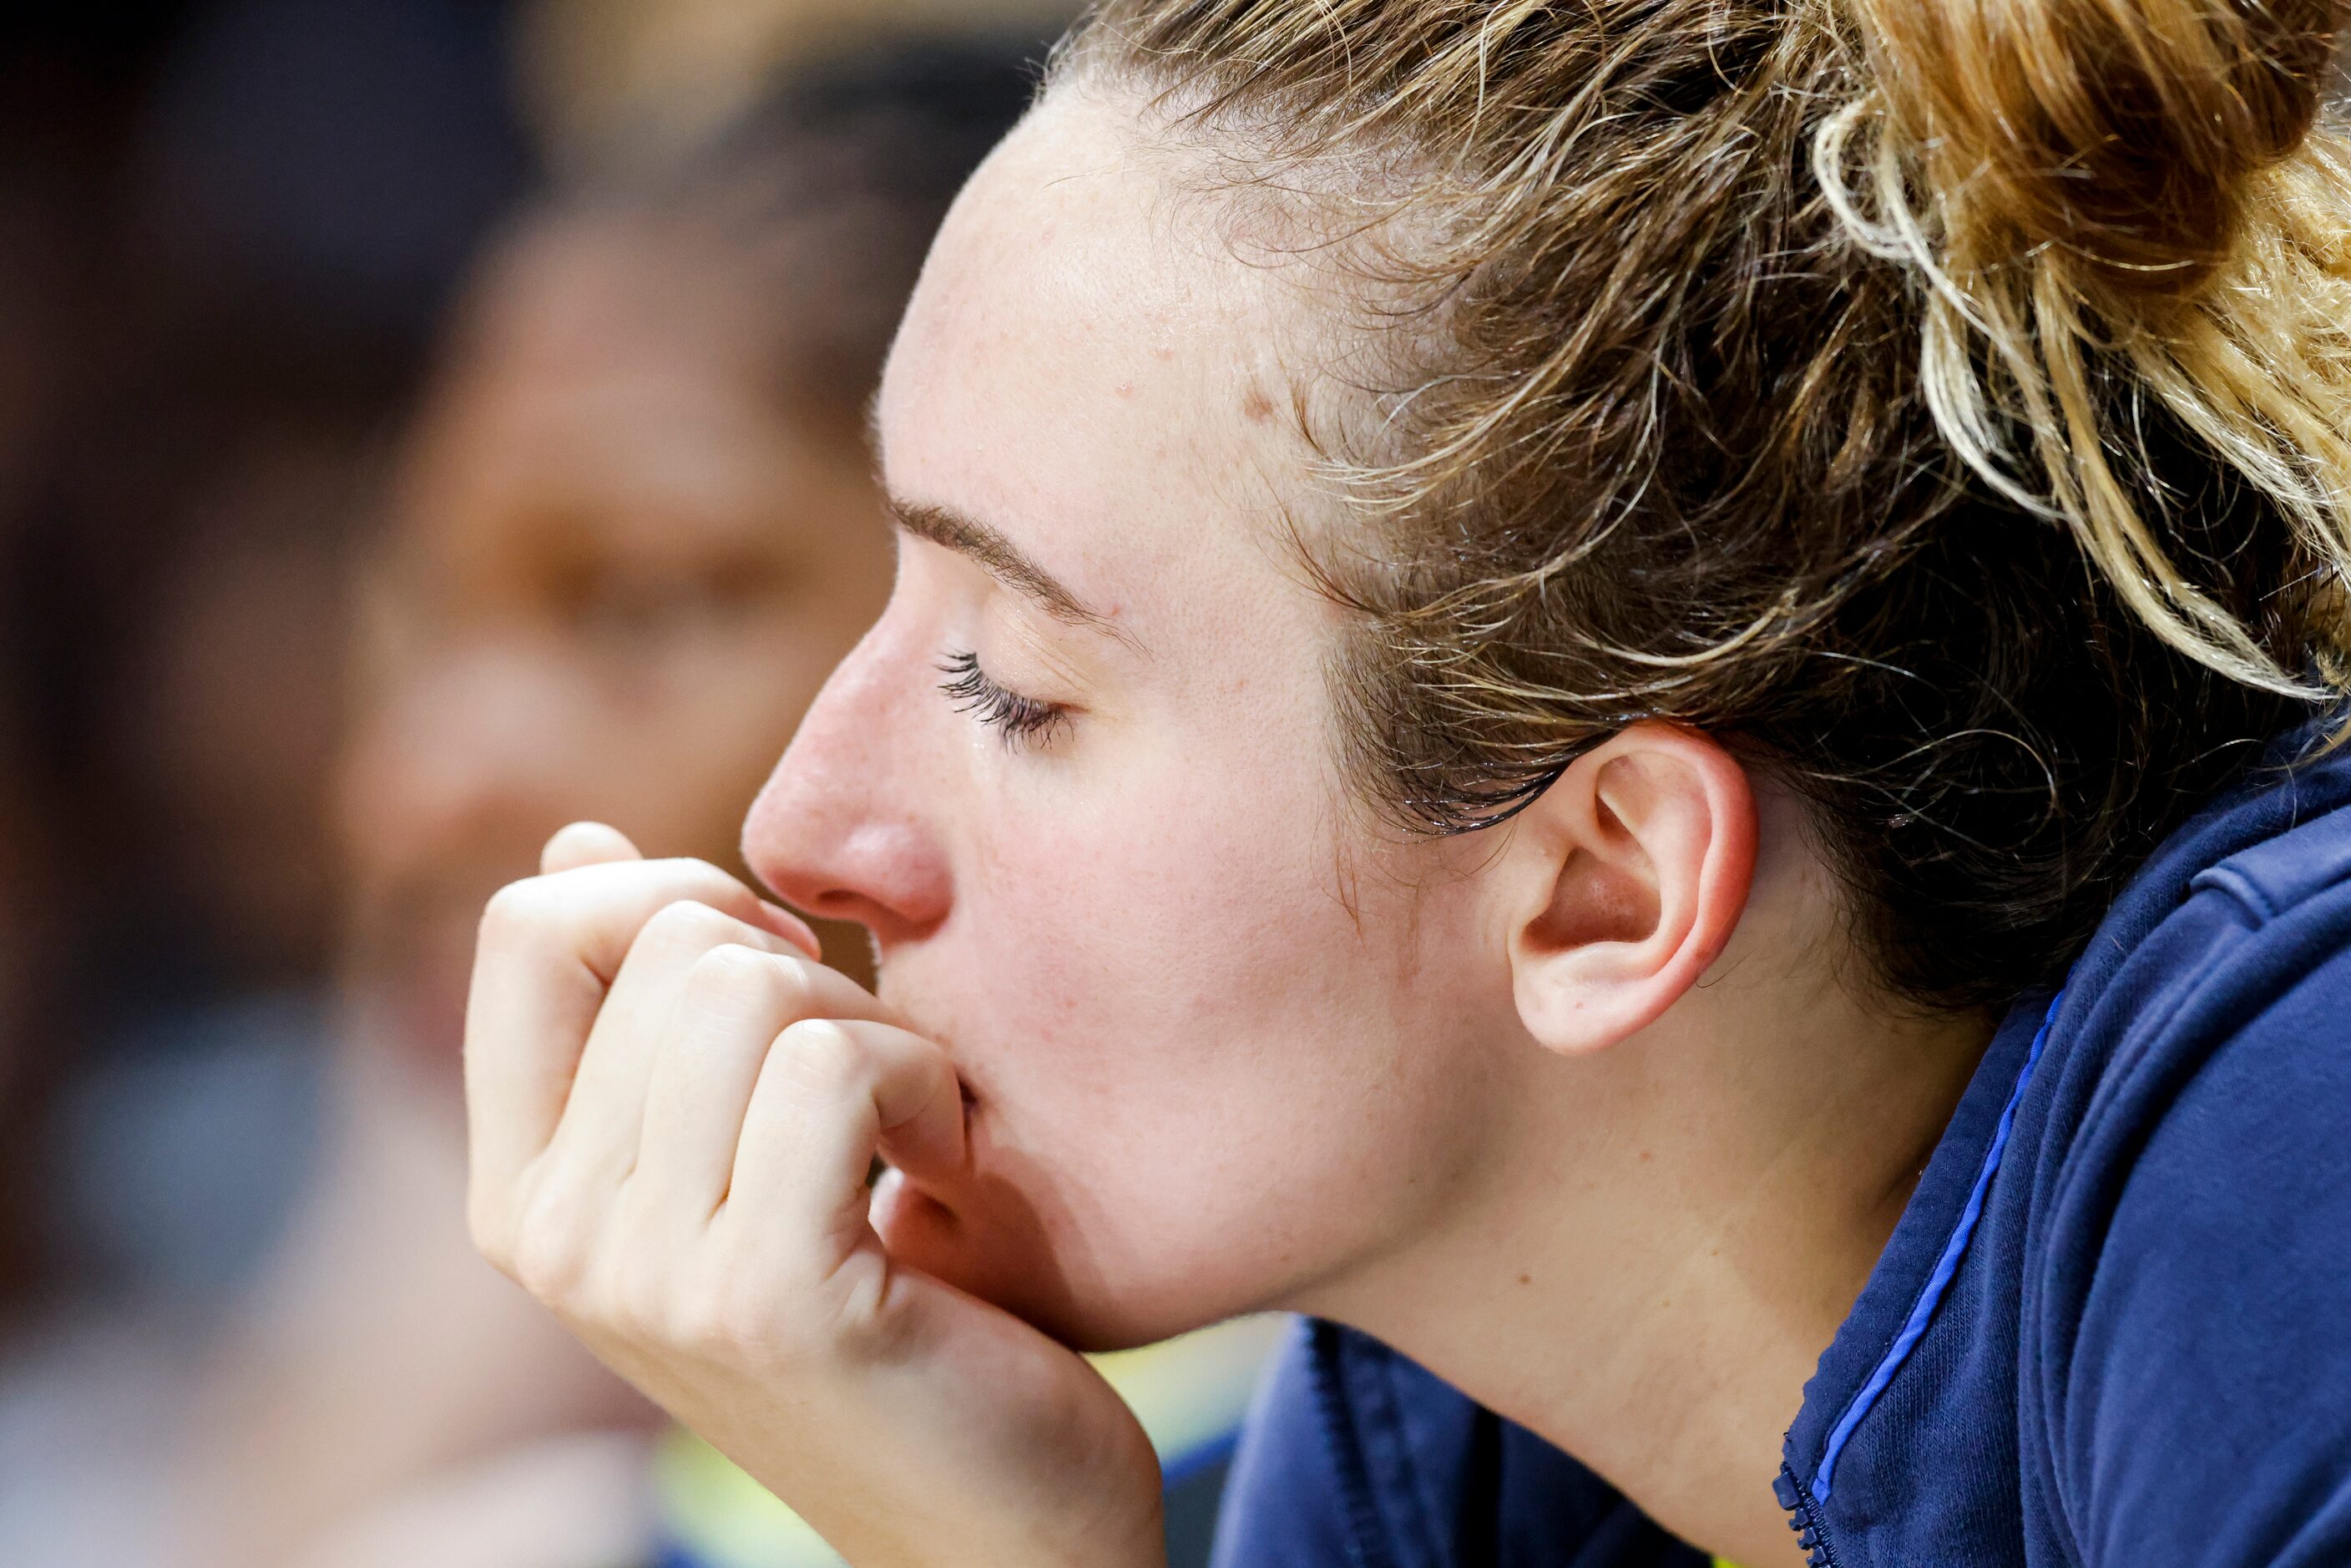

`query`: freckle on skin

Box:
[1241,383,1275,422]
[1517,1272,1532,1286]
[1637,1149,1652,1162]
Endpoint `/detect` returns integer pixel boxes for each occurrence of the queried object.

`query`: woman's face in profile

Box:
[746,89,1522,1349]
[341,216,894,1075]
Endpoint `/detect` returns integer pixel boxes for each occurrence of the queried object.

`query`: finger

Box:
[726,1019,965,1271]
[540,825,817,955]
[752,899,823,960]
[465,857,811,1205]
[627,952,908,1219]
[541,821,642,874]
[539,904,802,1193]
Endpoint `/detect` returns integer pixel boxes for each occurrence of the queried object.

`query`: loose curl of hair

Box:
[1056,0,2351,1011]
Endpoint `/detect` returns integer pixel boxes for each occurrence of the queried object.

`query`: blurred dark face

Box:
[338,215,894,1076]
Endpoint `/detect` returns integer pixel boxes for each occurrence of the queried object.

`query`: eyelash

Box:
[937,650,1069,748]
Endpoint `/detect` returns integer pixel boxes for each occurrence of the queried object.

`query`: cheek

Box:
[882,758,1500,1343]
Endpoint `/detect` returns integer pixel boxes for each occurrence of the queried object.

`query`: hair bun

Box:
[1850,0,2343,301]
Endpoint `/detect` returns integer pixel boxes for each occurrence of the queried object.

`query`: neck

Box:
[1306,955,1991,1565]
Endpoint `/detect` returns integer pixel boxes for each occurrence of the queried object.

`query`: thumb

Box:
[540,822,643,874]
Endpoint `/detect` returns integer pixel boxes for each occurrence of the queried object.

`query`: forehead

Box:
[892,84,1263,397]
[877,87,1323,621]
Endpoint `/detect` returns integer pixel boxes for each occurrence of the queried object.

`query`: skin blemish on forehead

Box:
[1241,382,1277,423]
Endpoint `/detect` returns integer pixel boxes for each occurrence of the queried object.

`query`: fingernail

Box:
[759,900,823,958]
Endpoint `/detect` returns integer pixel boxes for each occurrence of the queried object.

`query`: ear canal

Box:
[1524,847,1659,956]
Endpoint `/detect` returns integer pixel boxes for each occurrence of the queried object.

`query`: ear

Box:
[1503,722,1757,1057]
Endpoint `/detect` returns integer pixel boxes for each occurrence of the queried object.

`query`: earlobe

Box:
[1506,724,1757,1057]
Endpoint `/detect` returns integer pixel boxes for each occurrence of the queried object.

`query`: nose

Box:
[743,625,953,950]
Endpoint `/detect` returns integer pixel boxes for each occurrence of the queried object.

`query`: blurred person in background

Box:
[515,0,1078,173]
[0,5,526,1560]
[0,0,1081,1349]
[5,0,529,1314]
[3,12,1266,1565]
[174,38,1080,1568]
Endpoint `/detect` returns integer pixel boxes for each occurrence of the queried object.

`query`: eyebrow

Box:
[884,493,1125,637]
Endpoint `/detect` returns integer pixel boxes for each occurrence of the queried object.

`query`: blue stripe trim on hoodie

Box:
[1808,984,2066,1505]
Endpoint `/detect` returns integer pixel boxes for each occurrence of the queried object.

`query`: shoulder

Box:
[2026,792,2351,1565]
[2020,732,2351,1218]
[2045,785,2351,1206]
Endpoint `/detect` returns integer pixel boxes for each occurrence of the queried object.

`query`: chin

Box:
[872,1169,1201,1353]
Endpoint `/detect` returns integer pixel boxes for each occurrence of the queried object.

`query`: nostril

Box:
[741,744,953,948]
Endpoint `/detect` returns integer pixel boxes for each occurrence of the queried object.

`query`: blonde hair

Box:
[1059,0,2351,1006]
[1823,0,2351,695]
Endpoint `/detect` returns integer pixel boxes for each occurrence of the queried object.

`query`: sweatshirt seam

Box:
[1308,1321,1400,1568]
[2185,865,2278,923]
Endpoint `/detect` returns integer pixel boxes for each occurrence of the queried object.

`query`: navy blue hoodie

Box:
[1210,722,2351,1567]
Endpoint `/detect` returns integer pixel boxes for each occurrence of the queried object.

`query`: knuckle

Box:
[466,1192,513,1269]
[775,1019,865,1095]
[512,1228,586,1305]
[672,947,798,1038]
[478,878,553,946]
[640,898,741,960]
[682,941,776,999]
[510,1183,595,1303]
[742,953,820,1023]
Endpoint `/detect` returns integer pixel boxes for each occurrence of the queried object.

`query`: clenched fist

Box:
[463,822,1166,1568]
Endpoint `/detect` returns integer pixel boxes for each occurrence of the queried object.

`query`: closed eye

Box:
[938,650,1069,749]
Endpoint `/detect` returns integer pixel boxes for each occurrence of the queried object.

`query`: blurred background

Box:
[0,3,1278,1565]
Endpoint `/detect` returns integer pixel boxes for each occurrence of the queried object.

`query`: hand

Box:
[463,823,1166,1568]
